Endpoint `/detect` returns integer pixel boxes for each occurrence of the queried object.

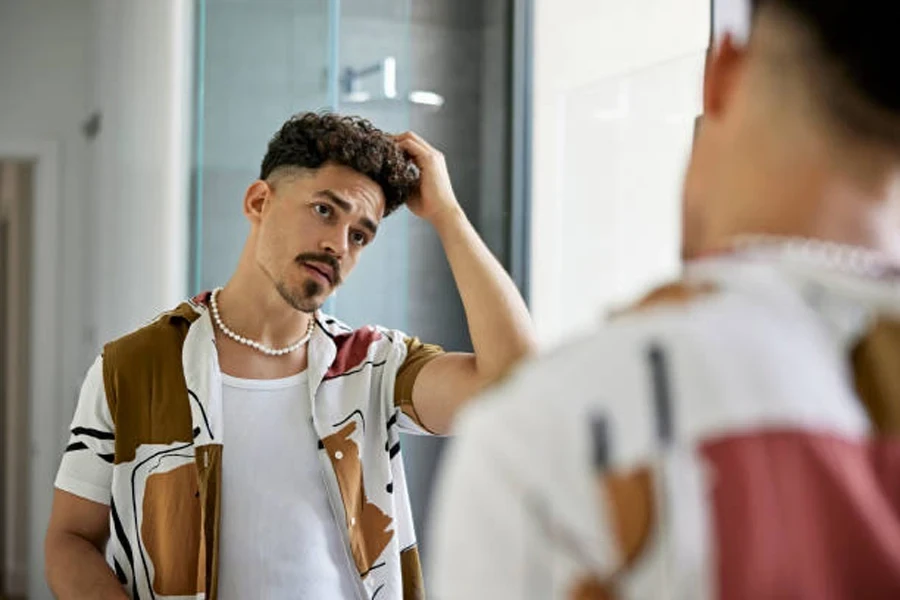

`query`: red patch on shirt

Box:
[191,290,212,307]
[702,430,900,599]
[325,327,384,378]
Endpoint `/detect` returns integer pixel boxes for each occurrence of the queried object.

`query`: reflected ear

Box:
[703,33,747,119]
[244,180,272,224]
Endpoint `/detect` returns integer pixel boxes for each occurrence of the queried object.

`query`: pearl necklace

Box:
[731,234,900,280]
[209,287,315,356]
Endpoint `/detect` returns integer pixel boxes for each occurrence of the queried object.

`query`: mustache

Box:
[295,253,342,284]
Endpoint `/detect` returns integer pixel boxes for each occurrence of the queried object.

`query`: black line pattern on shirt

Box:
[111,497,137,598]
[147,454,195,476]
[333,409,366,434]
[65,441,88,453]
[316,316,337,340]
[322,359,387,382]
[323,317,352,333]
[361,561,387,577]
[132,442,194,600]
[389,442,401,459]
[188,389,213,440]
[71,426,115,440]
[114,558,128,585]
[646,342,674,445]
[590,414,611,469]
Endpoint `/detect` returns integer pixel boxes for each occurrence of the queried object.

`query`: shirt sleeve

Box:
[54,355,115,505]
[392,335,445,435]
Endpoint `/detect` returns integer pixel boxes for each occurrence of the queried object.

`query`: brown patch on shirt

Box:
[603,467,655,568]
[574,467,654,596]
[634,281,717,311]
[609,281,717,320]
[141,462,204,596]
[400,545,426,600]
[195,444,221,598]
[609,281,718,320]
[851,317,900,435]
[394,337,445,431]
[569,577,615,600]
[102,302,200,463]
[321,421,394,575]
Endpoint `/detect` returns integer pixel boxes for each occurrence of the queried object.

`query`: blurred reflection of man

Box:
[432,1,900,597]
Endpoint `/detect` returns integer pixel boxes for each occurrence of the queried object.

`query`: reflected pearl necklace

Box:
[209,287,315,356]
[731,234,900,279]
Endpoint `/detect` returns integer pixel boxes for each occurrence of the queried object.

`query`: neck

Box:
[705,130,900,262]
[217,253,314,349]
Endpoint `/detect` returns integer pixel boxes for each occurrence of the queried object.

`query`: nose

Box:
[319,226,349,258]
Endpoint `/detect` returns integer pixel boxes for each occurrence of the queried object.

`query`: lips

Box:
[302,261,334,285]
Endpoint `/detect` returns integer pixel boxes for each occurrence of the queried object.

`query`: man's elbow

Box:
[478,342,535,387]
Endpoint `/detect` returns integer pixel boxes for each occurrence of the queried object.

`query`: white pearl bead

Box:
[210,286,315,356]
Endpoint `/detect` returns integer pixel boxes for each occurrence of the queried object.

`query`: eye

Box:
[314,203,333,218]
[350,230,369,247]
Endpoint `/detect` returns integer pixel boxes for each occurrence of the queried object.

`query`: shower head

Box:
[340,90,445,109]
[339,57,445,110]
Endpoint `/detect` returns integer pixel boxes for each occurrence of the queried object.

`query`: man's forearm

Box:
[46,532,127,600]
[432,206,537,378]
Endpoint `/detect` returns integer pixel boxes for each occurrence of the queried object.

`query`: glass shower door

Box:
[325,0,413,330]
[192,0,414,334]
[192,0,333,293]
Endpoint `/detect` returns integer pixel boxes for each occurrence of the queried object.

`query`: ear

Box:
[243,180,272,224]
[703,33,747,119]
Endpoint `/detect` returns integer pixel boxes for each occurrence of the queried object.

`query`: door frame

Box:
[0,139,60,598]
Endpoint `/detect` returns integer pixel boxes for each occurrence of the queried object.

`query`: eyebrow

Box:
[315,190,379,236]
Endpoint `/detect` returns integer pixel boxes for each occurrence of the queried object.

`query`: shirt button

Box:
[335,451,343,460]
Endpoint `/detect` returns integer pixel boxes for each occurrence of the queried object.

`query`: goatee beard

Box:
[275,280,322,313]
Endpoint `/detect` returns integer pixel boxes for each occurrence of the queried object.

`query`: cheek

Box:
[256,218,297,268]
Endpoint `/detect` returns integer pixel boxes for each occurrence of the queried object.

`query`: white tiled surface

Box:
[530,0,710,347]
[558,52,705,330]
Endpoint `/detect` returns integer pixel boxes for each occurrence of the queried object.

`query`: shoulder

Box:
[103,301,202,363]
[316,313,419,353]
[450,280,733,463]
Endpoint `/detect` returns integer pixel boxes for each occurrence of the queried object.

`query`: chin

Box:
[275,281,323,313]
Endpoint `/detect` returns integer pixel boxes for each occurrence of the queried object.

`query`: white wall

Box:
[0,1,192,597]
[89,0,193,345]
[0,2,93,596]
[530,0,709,347]
[0,0,93,433]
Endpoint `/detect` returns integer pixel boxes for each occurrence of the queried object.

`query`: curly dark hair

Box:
[259,112,420,216]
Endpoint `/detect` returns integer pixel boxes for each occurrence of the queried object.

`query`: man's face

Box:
[251,162,386,312]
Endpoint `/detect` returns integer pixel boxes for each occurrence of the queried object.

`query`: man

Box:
[45,113,535,599]
[431,1,900,598]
